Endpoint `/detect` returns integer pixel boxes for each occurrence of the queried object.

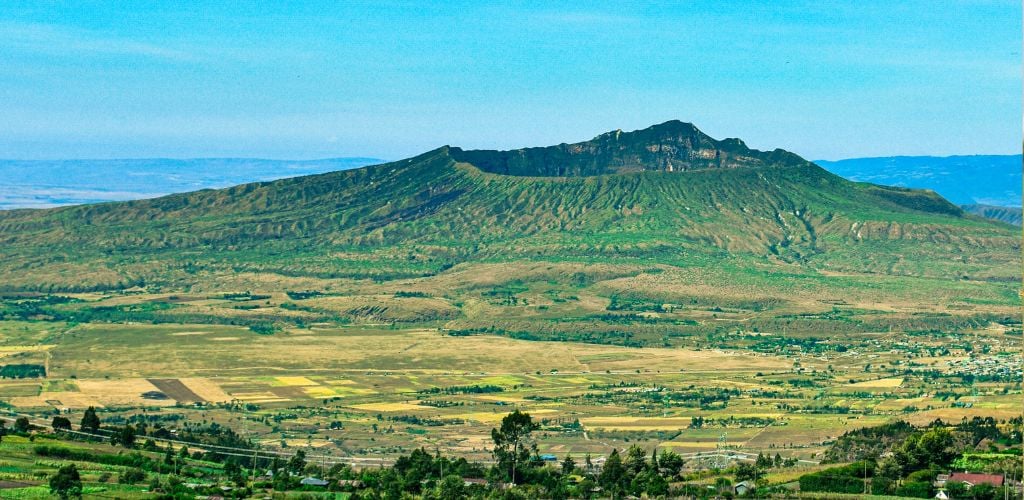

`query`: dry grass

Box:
[75,378,176,407]
[580,416,692,431]
[348,402,425,412]
[10,391,101,409]
[179,378,232,402]
[848,377,904,388]
[45,324,788,378]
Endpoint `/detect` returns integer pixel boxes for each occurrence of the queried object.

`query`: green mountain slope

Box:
[0,121,1017,293]
[961,203,1022,226]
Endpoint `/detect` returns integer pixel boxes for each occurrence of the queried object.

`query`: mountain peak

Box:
[449,121,809,177]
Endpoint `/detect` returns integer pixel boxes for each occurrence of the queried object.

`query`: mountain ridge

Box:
[0,122,1016,292]
[960,203,1022,226]
[448,120,810,177]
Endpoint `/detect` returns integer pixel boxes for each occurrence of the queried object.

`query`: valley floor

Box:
[0,313,1018,466]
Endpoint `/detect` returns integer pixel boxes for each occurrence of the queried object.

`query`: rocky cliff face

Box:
[449,120,811,177]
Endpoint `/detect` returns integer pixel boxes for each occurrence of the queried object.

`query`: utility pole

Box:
[863,459,867,495]
[250,448,258,487]
[716,432,728,469]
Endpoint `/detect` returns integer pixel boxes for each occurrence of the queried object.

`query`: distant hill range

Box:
[2,147,1017,226]
[0,157,382,210]
[960,203,1022,226]
[816,154,1020,212]
[816,155,1020,226]
[0,120,1017,293]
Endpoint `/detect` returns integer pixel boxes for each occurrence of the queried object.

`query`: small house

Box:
[300,477,330,487]
[734,480,755,496]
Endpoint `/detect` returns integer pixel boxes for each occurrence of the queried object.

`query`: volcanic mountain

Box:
[0,121,1017,293]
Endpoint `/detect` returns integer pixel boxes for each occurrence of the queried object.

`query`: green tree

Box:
[657,449,684,478]
[561,454,576,475]
[715,476,733,495]
[969,483,997,500]
[112,425,135,448]
[635,468,668,497]
[945,481,969,498]
[224,461,245,486]
[490,410,538,484]
[916,427,955,468]
[436,474,466,499]
[598,449,627,499]
[51,416,72,431]
[80,407,100,433]
[287,449,307,474]
[894,480,932,498]
[623,445,647,476]
[735,463,765,483]
[13,417,30,434]
[577,477,597,499]
[49,464,82,499]
[118,468,146,485]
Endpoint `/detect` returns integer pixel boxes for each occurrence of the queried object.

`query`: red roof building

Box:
[948,473,1004,488]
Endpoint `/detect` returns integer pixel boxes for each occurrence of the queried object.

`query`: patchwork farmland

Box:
[0,295,1018,465]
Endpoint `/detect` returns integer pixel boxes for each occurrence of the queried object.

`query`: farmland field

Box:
[0,282,1018,466]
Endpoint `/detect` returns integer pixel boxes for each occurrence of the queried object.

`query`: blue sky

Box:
[0,1,1019,160]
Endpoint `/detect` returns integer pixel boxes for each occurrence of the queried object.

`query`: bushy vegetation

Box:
[809,418,1023,498]
[0,363,46,378]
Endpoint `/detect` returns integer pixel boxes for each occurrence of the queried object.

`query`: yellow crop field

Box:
[349,402,426,412]
[849,377,904,388]
[179,378,232,402]
[273,376,319,387]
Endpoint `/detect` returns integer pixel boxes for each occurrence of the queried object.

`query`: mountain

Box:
[449,120,808,176]
[961,203,1022,226]
[0,157,382,210]
[0,121,1017,302]
[816,155,1021,208]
